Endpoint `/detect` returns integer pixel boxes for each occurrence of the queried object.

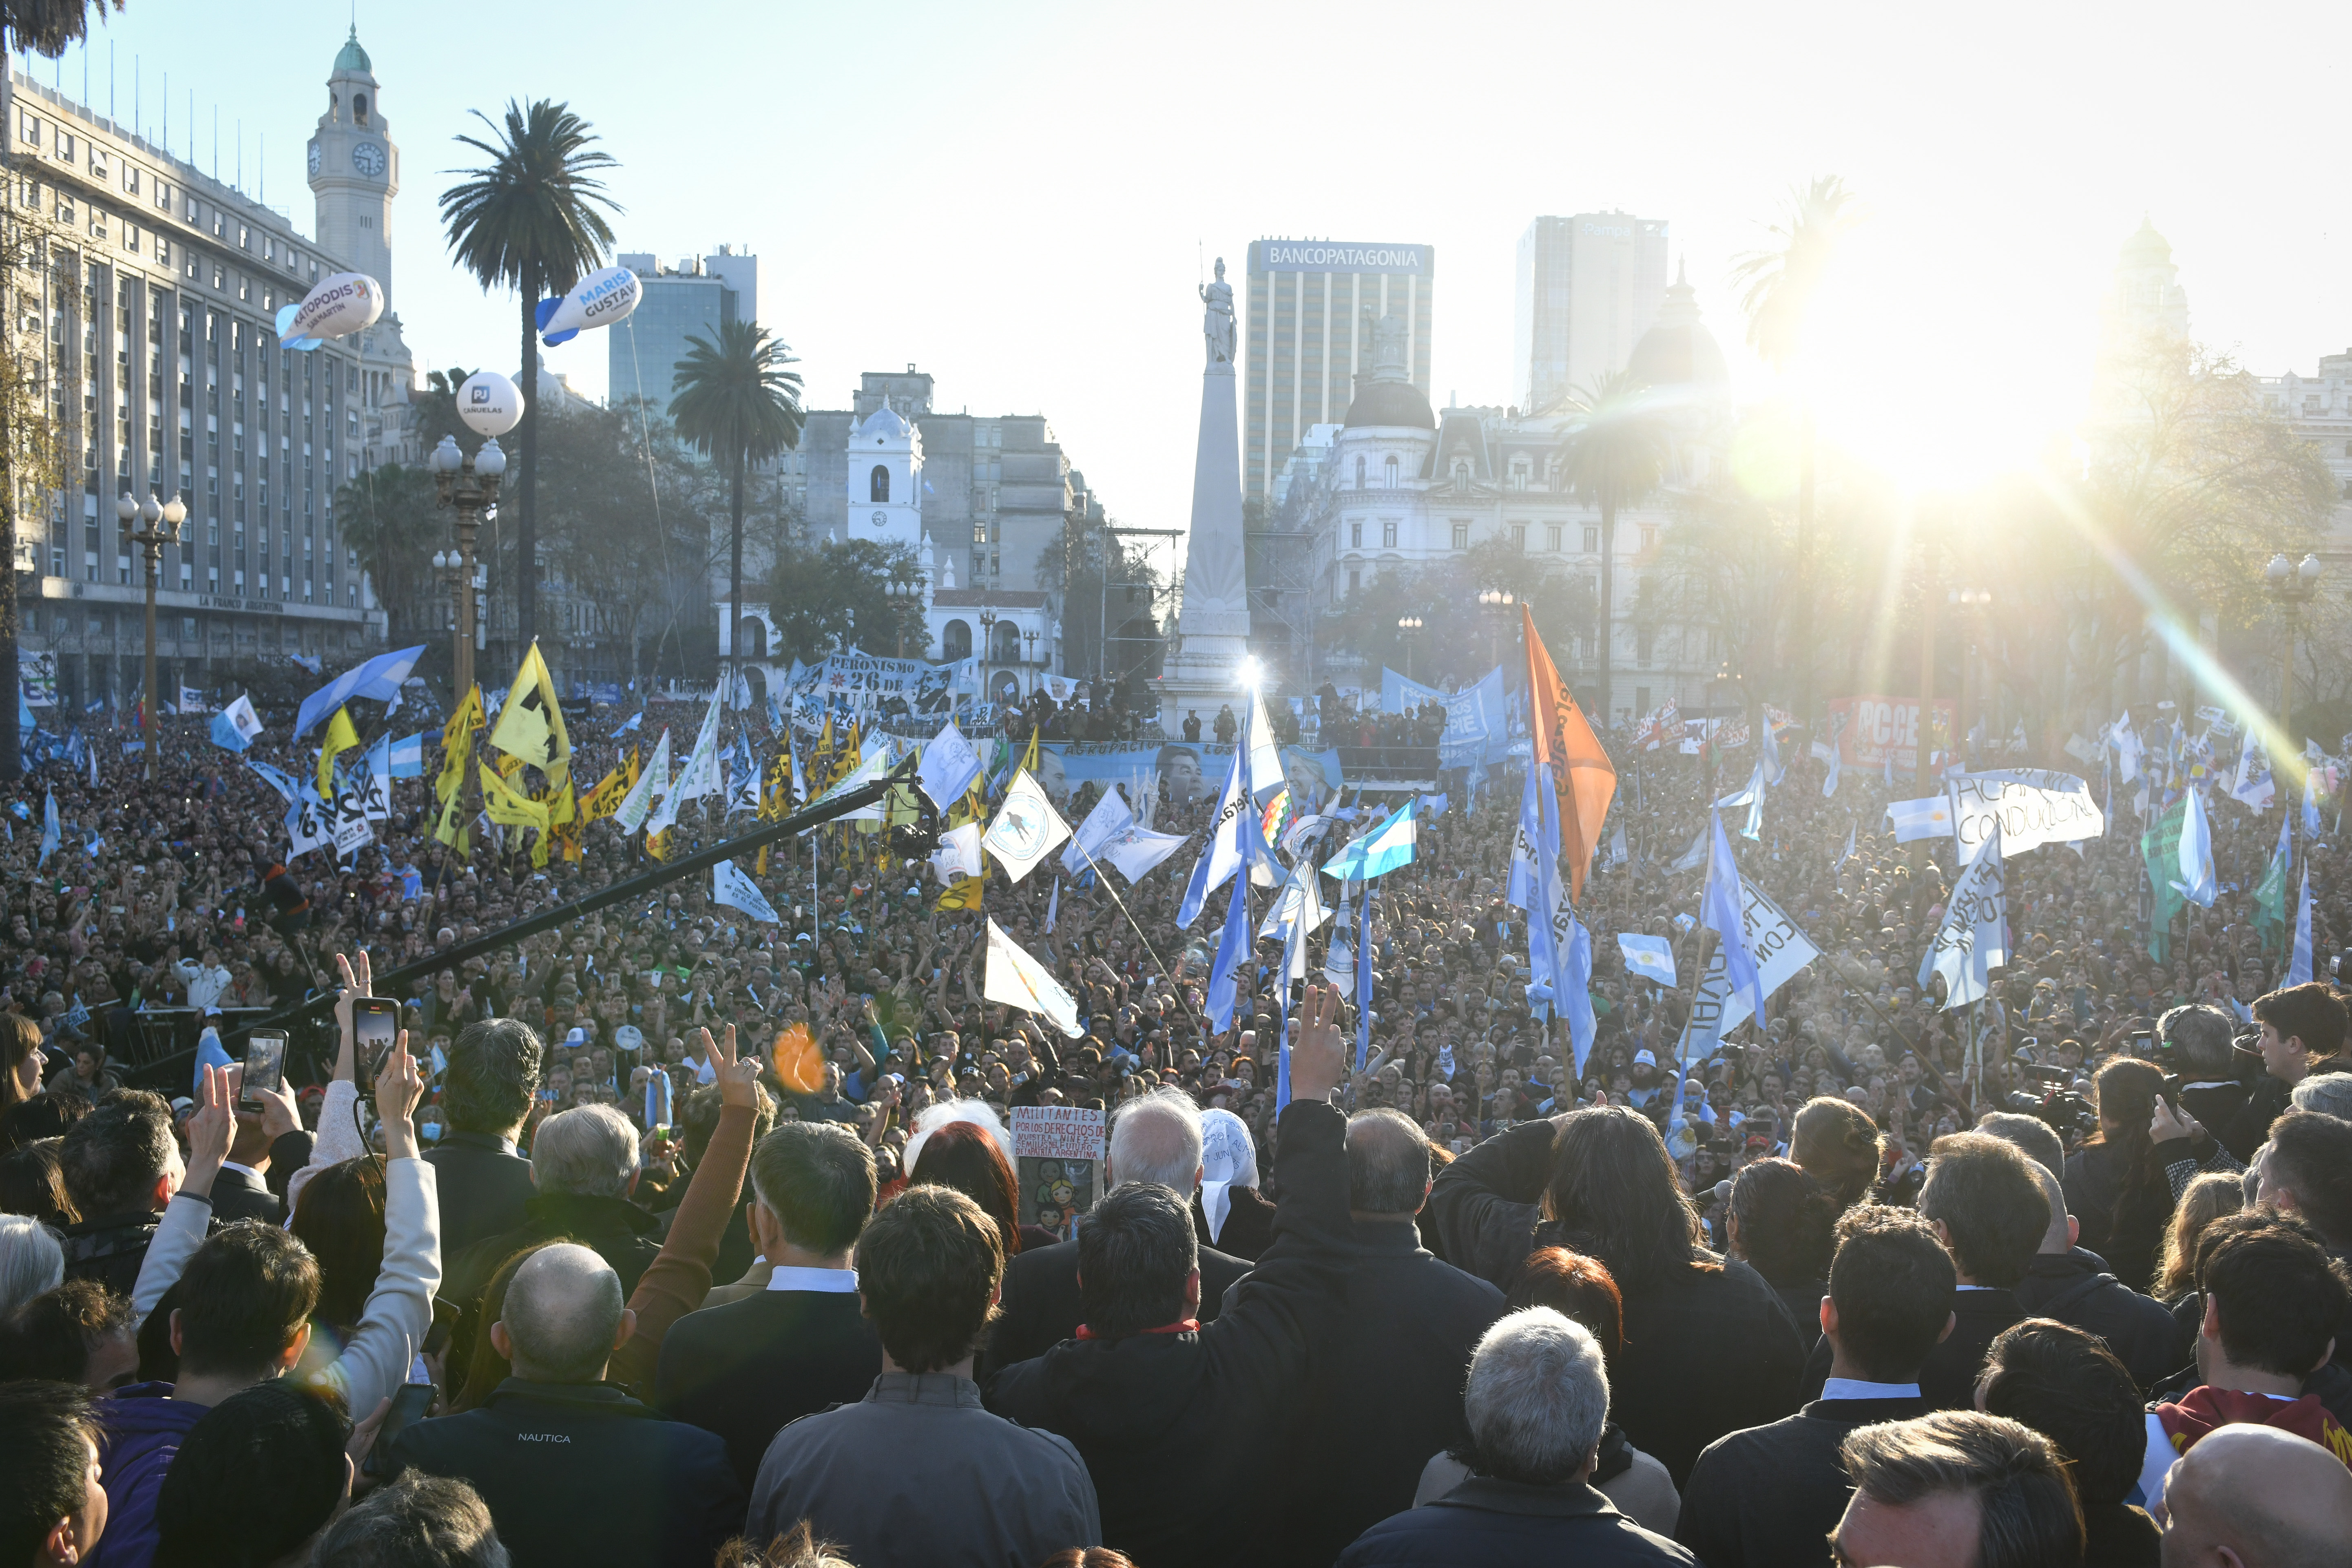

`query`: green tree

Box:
[0,201,72,778]
[3,0,120,55]
[1555,369,1673,725]
[1321,538,1593,689]
[764,538,929,664]
[439,100,621,654]
[1730,175,1861,725]
[335,463,440,646]
[668,318,805,689]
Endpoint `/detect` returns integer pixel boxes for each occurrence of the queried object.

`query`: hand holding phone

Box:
[240,1031,288,1111]
[352,997,401,1095]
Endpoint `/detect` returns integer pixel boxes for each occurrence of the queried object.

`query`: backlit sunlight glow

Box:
[1790,212,2100,493]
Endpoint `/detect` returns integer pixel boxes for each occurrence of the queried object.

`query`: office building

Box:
[608,248,756,409]
[1243,238,1434,502]
[6,27,417,713]
[1512,212,1668,415]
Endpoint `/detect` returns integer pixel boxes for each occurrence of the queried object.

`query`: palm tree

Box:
[670,318,805,691]
[1555,369,1672,728]
[1729,175,1861,728]
[439,101,621,655]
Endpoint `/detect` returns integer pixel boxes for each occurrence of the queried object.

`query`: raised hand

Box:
[1291,982,1347,1101]
[180,1062,237,1196]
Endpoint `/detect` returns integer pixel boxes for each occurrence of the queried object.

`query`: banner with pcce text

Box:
[1828,694,1957,772]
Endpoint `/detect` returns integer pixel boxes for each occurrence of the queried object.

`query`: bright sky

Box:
[44,0,2352,518]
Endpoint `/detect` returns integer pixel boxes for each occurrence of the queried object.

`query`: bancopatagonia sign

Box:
[1253,241,1433,275]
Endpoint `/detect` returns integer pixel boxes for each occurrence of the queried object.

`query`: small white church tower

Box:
[847,400,934,577]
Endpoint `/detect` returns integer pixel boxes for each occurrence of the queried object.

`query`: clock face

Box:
[870,511,888,529]
[306,142,321,177]
[352,141,386,177]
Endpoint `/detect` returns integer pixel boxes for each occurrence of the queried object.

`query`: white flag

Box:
[983,917,1084,1037]
[1045,879,1060,933]
[1945,771,2103,863]
[221,693,264,743]
[982,770,1071,884]
[1099,822,1188,884]
[1062,785,1134,877]
[1918,823,2007,1009]
[918,721,982,810]
[617,729,673,834]
[930,821,983,885]
[1618,933,1678,988]
[672,692,724,801]
[2232,726,2275,811]
[713,859,781,923]
[179,685,207,714]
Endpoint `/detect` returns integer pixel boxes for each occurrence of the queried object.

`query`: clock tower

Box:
[306,27,398,307]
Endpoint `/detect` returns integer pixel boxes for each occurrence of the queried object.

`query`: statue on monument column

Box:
[1200,257,1236,366]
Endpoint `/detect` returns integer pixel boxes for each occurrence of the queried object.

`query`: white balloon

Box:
[535,265,643,347]
[457,371,524,437]
[274,272,383,350]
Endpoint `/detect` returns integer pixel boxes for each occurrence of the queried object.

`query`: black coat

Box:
[424,1130,538,1259]
[389,1379,743,1568]
[654,1287,883,1488]
[1427,1119,1808,1485]
[2066,1143,2169,1295]
[445,1191,664,1374]
[1801,1287,2027,1410]
[1339,1477,1694,1568]
[2012,1252,2186,1389]
[1272,1219,1507,1568]
[983,1225,1252,1378]
[1195,1185,1277,1261]
[208,1165,283,1226]
[1772,1278,1828,1355]
[987,1100,1351,1568]
[1676,1395,1931,1568]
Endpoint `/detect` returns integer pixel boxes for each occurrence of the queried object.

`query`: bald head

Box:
[2161,1424,2352,1568]
[496,1243,630,1384]
[1348,1109,1432,1217]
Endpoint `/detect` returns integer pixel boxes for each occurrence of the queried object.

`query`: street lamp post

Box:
[1476,588,1515,671]
[1022,627,1040,692]
[1705,662,1735,807]
[427,434,508,699]
[978,607,998,710]
[2265,552,2324,750]
[1948,587,1991,764]
[1396,615,1423,682]
[122,491,187,782]
[883,577,922,659]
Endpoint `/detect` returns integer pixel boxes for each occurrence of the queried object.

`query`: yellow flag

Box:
[1019,724,1040,779]
[936,865,985,911]
[317,706,360,799]
[432,774,469,847]
[479,762,551,834]
[644,828,671,861]
[488,641,573,788]
[548,780,577,829]
[437,688,483,803]
[578,750,637,823]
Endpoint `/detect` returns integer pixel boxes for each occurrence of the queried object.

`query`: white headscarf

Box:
[902,1098,1012,1178]
[1197,1109,1261,1244]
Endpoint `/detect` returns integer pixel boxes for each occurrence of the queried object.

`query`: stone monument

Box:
[1158,258,1255,733]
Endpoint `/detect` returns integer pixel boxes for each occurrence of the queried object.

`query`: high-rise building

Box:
[1243,239,1434,502]
[608,248,755,409]
[5,28,413,713]
[1512,212,1669,415]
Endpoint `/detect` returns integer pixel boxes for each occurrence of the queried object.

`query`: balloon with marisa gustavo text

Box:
[534,264,642,347]
[770,1022,825,1095]
[273,272,384,351]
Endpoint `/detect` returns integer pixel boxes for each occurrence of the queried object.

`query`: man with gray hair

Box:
[986,1084,1255,1371]
[315,1473,511,1568]
[1277,1108,1504,1566]
[2007,1149,2184,1389]
[446,1104,662,1349]
[1341,1309,1693,1566]
[391,1243,742,1568]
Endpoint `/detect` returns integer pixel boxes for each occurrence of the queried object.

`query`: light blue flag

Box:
[208,709,252,753]
[38,788,59,867]
[246,760,302,803]
[616,710,644,736]
[2289,865,2315,986]
[1507,763,1544,913]
[387,733,425,778]
[1356,880,1374,1070]
[1883,752,1894,788]
[2173,786,2218,908]
[1743,763,1766,842]
[712,859,782,924]
[361,733,394,797]
[1759,716,1786,786]
[400,866,425,900]
[1205,868,1253,1032]
[293,644,426,738]
[1178,744,1251,929]
[1558,913,1597,1070]
[1823,742,1842,798]
[1836,820,1856,869]
[1324,801,1416,881]
[2306,773,2323,839]
[1701,810,1768,1024]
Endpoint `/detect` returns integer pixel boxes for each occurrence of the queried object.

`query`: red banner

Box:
[1829,695,1958,772]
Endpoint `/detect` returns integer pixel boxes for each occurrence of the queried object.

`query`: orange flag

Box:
[1522,602,1617,903]
[770,1022,825,1094]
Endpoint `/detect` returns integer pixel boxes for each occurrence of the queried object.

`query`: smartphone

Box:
[239,1031,288,1110]
[361,1381,436,1478]
[352,997,400,1094]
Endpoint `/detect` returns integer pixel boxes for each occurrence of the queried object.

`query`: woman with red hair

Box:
[905,1120,1056,1256]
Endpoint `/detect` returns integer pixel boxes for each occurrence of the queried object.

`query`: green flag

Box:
[2254,841,2289,953]
[2140,799,2186,962]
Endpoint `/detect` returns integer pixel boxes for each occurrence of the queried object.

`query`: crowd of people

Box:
[3,675,2352,1568]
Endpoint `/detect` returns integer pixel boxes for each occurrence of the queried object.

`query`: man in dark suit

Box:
[423,1018,542,1260]
[984,1086,1252,1375]
[2010,1162,2184,1389]
[1677,1206,1951,1568]
[656,1121,884,1487]
[1799,1132,2046,1409]
[1275,1108,1505,1567]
